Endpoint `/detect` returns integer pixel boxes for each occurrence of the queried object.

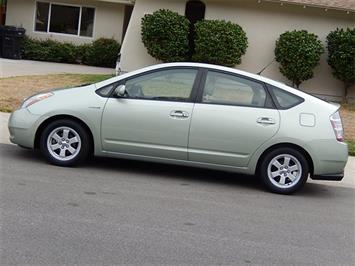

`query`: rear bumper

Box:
[311,140,348,178]
[311,172,344,181]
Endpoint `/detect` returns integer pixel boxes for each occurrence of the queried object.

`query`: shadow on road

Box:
[1,143,353,197]
[89,155,264,190]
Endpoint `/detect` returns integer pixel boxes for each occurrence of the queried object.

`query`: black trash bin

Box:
[0,26,4,58]
[1,26,26,59]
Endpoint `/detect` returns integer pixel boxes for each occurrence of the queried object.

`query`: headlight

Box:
[21,92,54,109]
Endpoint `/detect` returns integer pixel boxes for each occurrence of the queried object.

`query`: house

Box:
[5,0,134,44]
[4,0,355,101]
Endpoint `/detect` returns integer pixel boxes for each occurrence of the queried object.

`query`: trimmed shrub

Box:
[22,37,77,63]
[141,9,190,62]
[327,28,355,102]
[21,37,120,68]
[82,38,121,68]
[192,20,248,67]
[75,43,90,63]
[275,30,324,88]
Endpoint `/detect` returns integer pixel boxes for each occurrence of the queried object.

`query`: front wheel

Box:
[259,148,309,194]
[40,119,90,166]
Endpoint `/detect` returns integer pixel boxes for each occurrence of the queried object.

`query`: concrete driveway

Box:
[0,58,115,78]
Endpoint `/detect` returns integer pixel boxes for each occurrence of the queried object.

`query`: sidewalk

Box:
[1,112,354,188]
[0,58,115,78]
[0,112,10,145]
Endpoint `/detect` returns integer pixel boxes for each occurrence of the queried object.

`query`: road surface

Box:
[0,144,354,265]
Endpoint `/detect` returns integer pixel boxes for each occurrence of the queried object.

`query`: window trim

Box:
[196,68,276,109]
[96,82,120,98]
[33,1,96,39]
[108,67,204,103]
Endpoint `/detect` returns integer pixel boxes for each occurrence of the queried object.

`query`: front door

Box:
[101,67,199,160]
[188,70,280,167]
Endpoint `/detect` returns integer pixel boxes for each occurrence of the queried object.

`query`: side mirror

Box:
[114,84,126,97]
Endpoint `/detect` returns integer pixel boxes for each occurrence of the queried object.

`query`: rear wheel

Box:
[259,148,309,194]
[40,119,90,166]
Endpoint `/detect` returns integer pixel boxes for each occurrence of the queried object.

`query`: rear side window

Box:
[202,71,267,107]
[268,85,304,109]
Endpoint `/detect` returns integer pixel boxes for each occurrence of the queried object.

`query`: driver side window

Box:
[124,68,198,101]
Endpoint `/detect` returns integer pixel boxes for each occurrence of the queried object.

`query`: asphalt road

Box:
[0,143,354,265]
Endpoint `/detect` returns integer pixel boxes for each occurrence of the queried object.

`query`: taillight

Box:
[330,111,344,142]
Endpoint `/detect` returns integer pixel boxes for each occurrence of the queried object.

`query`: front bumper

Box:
[8,108,42,148]
[311,172,344,181]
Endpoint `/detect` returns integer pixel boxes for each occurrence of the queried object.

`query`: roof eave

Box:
[264,0,354,13]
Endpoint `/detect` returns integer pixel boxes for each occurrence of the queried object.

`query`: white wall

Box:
[6,0,125,44]
[120,0,185,69]
[120,0,355,101]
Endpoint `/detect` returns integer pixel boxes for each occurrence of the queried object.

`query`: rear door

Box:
[101,67,200,160]
[188,69,280,167]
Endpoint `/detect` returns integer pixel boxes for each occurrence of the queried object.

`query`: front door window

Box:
[124,68,198,101]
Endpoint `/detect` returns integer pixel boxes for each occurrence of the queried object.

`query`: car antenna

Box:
[257,58,275,75]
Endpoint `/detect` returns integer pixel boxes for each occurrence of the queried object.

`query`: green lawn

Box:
[75,74,113,84]
[0,74,112,112]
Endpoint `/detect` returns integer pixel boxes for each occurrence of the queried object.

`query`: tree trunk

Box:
[343,83,349,104]
[294,80,301,89]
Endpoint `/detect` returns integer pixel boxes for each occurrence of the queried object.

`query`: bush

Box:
[141,9,190,62]
[22,37,120,67]
[192,20,248,67]
[275,30,324,88]
[82,38,121,68]
[22,37,77,63]
[75,43,91,63]
[327,28,355,102]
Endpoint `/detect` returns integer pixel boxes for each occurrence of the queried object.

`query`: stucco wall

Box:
[120,0,355,101]
[6,0,125,44]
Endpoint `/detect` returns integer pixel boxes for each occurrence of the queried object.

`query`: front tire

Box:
[40,119,90,166]
[259,148,309,194]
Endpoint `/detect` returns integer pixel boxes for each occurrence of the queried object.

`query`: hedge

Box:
[22,37,120,68]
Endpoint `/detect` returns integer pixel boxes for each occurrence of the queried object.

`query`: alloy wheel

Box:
[46,126,81,161]
[267,154,302,189]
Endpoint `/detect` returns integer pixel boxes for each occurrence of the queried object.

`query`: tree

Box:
[275,30,324,88]
[141,9,190,62]
[192,19,248,67]
[327,28,355,102]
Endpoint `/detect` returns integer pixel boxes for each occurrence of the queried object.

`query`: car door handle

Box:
[257,117,276,125]
[170,110,189,118]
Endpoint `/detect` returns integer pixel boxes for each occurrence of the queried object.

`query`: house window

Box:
[35,2,50,32]
[35,2,95,37]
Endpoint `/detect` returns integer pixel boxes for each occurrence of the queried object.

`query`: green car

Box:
[8,63,348,194]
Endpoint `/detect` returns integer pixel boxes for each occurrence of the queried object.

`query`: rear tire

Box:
[259,147,309,194]
[39,119,90,166]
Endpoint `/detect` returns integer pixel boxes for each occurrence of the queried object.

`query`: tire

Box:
[39,119,90,166]
[259,147,309,194]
